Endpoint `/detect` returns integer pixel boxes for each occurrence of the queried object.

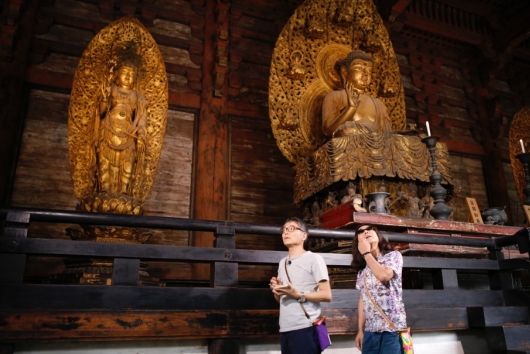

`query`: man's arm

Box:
[305,279,332,302]
[282,279,332,303]
[273,255,332,302]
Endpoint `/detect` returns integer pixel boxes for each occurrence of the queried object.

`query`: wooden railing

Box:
[1,208,530,353]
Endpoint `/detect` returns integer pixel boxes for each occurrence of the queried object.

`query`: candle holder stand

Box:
[515,153,530,206]
[421,136,452,220]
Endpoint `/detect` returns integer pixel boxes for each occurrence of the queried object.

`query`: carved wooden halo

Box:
[315,43,351,92]
[299,80,328,148]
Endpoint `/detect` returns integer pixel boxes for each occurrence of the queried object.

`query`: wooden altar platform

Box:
[321,202,521,236]
[317,202,527,261]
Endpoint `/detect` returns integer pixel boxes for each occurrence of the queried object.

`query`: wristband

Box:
[361,251,371,258]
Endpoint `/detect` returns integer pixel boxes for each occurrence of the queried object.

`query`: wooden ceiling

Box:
[376,0,530,68]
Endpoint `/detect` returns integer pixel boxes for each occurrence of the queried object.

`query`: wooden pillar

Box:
[0,0,37,206]
[432,269,459,289]
[192,0,231,281]
[211,224,237,287]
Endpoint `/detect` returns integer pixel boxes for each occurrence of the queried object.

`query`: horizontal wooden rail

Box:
[0,284,504,310]
[0,237,502,268]
[0,208,523,246]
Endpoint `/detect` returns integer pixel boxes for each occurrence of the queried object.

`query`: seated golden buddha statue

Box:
[291,49,451,205]
[267,0,451,208]
[322,50,390,137]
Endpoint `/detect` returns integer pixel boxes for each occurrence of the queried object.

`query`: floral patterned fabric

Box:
[356,250,407,332]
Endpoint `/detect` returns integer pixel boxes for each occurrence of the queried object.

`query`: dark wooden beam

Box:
[192,0,231,281]
[435,0,497,20]
[400,12,484,45]
[0,0,38,206]
[389,0,412,22]
[0,306,477,341]
[493,4,530,57]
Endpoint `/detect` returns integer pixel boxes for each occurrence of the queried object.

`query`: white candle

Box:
[426,121,431,136]
[520,139,526,153]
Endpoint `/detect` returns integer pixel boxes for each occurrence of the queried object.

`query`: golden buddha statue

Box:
[268,0,451,207]
[322,49,391,137]
[68,17,168,219]
[96,56,147,196]
[292,48,451,205]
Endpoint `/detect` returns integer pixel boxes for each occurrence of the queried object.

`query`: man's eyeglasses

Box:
[356,226,374,235]
[281,225,304,234]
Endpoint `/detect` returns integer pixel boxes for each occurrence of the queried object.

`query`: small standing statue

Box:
[311,200,322,226]
[421,193,434,219]
[399,185,423,219]
[341,182,366,212]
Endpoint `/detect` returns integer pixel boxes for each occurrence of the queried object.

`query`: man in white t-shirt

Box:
[269,217,332,354]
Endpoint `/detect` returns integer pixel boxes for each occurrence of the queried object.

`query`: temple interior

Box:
[1,0,530,353]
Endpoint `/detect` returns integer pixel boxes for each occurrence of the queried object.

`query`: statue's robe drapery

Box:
[293,94,451,205]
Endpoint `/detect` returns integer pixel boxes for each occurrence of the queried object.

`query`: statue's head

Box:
[337,49,373,91]
[115,63,137,89]
[346,182,357,195]
[113,41,143,90]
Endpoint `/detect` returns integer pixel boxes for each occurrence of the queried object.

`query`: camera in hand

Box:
[273,284,291,290]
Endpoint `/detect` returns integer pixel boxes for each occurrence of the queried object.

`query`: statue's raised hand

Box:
[345,81,361,108]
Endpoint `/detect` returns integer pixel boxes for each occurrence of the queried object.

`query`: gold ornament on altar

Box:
[68,16,168,218]
[269,0,451,206]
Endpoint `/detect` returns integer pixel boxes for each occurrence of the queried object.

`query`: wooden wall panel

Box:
[446,155,488,222]
[229,115,298,225]
[227,0,301,240]
[11,90,75,211]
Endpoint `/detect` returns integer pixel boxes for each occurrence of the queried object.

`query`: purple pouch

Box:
[314,321,331,352]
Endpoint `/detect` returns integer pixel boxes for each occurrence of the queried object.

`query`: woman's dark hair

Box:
[350,225,392,272]
[283,217,309,250]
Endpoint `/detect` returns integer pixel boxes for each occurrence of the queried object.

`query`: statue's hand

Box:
[100,82,111,100]
[345,82,361,108]
[137,139,146,154]
[137,129,147,153]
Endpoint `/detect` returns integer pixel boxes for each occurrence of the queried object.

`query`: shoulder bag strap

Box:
[363,273,397,330]
[284,259,311,321]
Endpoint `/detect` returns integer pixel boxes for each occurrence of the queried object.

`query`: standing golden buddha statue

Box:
[95,52,148,199]
[68,17,168,242]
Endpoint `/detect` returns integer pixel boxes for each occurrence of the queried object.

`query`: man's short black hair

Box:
[284,216,308,233]
[283,217,310,250]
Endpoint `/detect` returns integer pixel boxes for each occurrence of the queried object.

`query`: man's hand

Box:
[272,281,300,299]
